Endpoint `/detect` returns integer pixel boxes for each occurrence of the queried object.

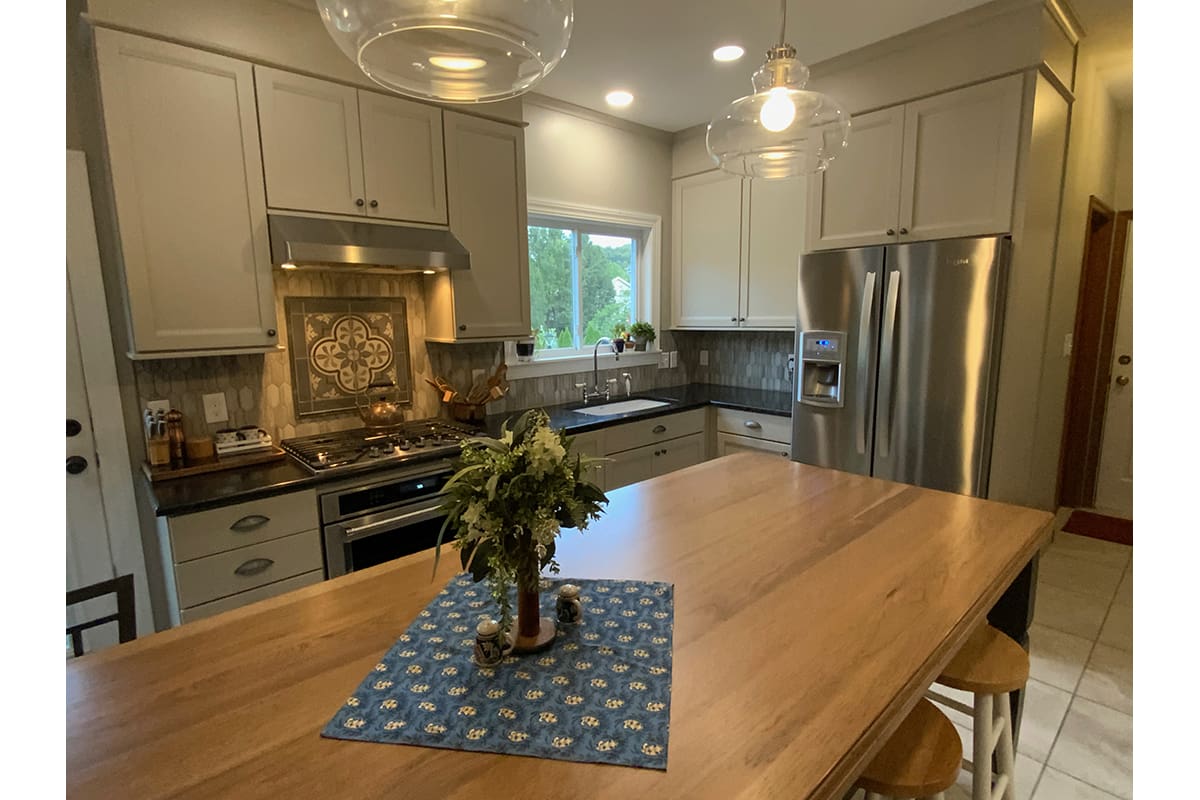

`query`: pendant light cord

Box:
[778,0,787,47]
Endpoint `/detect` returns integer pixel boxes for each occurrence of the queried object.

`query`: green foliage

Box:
[435,409,609,635]
[629,321,656,343]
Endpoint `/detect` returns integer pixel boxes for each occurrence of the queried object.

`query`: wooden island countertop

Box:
[66,453,1053,800]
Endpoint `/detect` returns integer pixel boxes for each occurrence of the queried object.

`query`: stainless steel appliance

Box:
[280,419,477,577]
[267,213,470,273]
[791,236,1010,497]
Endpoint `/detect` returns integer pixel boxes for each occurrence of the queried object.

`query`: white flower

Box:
[526,425,566,479]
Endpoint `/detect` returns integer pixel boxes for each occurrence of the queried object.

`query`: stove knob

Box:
[316,451,329,465]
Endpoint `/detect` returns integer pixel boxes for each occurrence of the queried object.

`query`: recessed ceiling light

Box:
[428,55,487,71]
[713,45,745,62]
[422,269,437,275]
[605,90,634,107]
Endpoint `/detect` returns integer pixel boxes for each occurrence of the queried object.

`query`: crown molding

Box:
[523,93,674,143]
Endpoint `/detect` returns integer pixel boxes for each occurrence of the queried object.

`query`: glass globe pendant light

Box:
[315,0,574,103]
[706,0,850,178]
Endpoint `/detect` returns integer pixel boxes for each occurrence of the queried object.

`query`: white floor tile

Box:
[1097,603,1132,652]
[948,747,1041,800]
[1075,644,1132,715]
[1028,624,1093,692]
[1032,584,1110,640]
[1047,698,1133,799]
[1047,533,1131,570]
[1016,679,1073,762]
[1033,767,1122,799]
[1114,564,1131,606]
[1037,552,1124,601]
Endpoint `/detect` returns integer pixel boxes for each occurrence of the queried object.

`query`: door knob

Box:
[66,455,88,474]
[1118,354,1131,365]
[67,419,82,437]
[1115,375,1130,386]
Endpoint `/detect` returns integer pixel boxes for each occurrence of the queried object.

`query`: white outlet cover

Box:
[202,392,229,424]
[669,350,678,368]
[699,350,709,366]
[658,351,671,369]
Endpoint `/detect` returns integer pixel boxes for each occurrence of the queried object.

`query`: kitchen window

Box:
[517,200,661,378]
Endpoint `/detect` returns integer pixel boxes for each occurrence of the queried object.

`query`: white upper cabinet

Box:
[744,177,807,327]
[807,106,906,251]
[94,29,278,354]
[807,74,1024,251]
[432,111,531,340]
[672,170,744,328]
[255,66,447,225]
[898,74,1024,241]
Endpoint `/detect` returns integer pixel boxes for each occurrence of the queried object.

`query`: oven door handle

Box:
[342,500,446,542]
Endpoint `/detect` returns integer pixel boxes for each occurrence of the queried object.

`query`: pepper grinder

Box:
[166,409,186,467]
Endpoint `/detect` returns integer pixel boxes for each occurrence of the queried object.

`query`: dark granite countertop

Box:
[147,383,791,517]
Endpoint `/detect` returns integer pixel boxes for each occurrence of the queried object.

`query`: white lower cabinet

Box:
[715,409,792,459]
[717,432,790,459]
[591,410,711,492]
[157,490,321,626]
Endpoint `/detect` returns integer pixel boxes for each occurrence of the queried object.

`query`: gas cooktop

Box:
[280,419,478,475]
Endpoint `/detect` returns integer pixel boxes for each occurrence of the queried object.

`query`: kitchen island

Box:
[67,454,1052,800]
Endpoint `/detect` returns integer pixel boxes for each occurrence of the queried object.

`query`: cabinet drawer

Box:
[179,569,323,624]
[168,490,317,563]
[174,529,323,608]
[604,409,707,454]
[715,408,791,444]
[717,431,791,459]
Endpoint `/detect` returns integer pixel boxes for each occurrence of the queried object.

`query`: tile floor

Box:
[849,512,1133,800]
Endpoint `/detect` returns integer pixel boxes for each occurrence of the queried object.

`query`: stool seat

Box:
[857,699,962,798]
[938,625,1029,695]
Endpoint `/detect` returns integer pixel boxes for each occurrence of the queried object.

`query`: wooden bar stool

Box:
[855,698,962,800]
[931,625,1028,800]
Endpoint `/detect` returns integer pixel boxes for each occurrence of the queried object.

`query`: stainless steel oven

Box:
[320,461,454,577]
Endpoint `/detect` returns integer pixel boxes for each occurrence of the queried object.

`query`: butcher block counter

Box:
[66,453,1053,800]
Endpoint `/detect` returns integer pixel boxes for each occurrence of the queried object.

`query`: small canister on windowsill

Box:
[473,618,505,667]
[556,583,582,625]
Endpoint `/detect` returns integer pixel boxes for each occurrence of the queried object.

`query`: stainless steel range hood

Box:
[267,213,470,273]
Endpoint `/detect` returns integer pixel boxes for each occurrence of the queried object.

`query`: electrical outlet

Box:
[1063,333,1073,357]
[658,351,671,369]
[699,350,709,367]
[202,392,229,424]
[669,350,679,369]
[146,399,170,416]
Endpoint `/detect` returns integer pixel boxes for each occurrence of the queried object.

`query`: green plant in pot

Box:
[435,409,608,653]
[629,321,656,352]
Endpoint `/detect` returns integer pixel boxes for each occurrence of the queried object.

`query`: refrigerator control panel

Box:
[798,331,845,407]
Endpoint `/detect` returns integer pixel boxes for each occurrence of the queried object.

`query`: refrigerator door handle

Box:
[876,270,902,459]
[855,271,877,455]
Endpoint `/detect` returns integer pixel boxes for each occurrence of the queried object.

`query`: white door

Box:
[359,91,447,225]
[254,65,365,216]
[1095,220,1133,518]
[898,74,1023,242]
[744,177,806,328]
[672,170,744,327]
[806,106,905,251]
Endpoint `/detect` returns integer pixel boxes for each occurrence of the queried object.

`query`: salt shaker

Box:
[473,618,504,667]
[556,584,582,625]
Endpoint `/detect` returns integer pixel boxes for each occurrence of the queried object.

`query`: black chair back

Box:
[66,574,137,657]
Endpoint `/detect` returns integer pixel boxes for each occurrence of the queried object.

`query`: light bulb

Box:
[760,88,795,132]
[428,55,486,71]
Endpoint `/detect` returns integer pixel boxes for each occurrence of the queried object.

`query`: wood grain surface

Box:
[66,454,1052,800]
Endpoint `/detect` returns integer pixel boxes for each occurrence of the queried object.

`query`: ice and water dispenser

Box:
[797,331,845,407]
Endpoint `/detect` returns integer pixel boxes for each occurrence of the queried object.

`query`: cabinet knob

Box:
[899,227,909,235]
[67,418,82,437]
[886,228,896,236]
[652,425,667,434]
[739,317,746,322]
[458,324,467,332]
[731,316,738,322]
[355,198,365,207]
[267,329,276,337]
[66,455,88,475]
[370,199,379,208]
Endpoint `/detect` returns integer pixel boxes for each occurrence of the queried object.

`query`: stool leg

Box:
[972,693,993,800]
[995,691,1017,800]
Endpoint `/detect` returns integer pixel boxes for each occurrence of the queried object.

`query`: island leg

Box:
[986,553,1040,750]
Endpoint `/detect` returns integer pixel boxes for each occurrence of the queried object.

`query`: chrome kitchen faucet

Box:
[576,338,619,405]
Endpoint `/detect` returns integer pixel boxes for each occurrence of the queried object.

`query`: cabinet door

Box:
[898,74,1024,241]
[672,170,743,328]
[744,177,807,327]
[254,66,365,216]
[653,432,708,475]
[359,92,448,224]
[716,431,790,459]
[605,444,656,491]
[443,112,532,339]
[806,106,905,251]
[569,431,605,491]
[94,30,278,353]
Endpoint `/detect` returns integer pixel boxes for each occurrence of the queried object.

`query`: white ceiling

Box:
[535,0,998,132]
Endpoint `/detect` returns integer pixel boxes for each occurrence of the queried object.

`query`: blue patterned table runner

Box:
[323,575,675,770]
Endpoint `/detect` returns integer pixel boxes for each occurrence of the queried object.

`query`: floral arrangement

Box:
[435,409,608,633]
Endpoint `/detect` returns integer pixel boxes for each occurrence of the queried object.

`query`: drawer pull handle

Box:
[230,515,270,532]
[744,420,762,430]
[652,425,667,434]
[234,558,275,577]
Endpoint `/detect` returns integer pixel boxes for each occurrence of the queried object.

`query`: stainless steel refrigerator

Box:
[790,236,1010,497]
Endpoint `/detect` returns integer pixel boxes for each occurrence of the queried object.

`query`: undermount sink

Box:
[573,398,672,417]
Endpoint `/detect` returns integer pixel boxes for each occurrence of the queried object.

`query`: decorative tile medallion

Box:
[285,296,412,417]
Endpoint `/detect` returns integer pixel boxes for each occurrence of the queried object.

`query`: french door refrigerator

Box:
[790,236,1010,498]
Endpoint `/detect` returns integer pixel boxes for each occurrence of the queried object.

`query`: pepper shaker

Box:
[166,409,186,467]
[556,583,582,625]
[473,618,504,667]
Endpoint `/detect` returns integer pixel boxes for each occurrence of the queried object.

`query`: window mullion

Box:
[571,228,583,351]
